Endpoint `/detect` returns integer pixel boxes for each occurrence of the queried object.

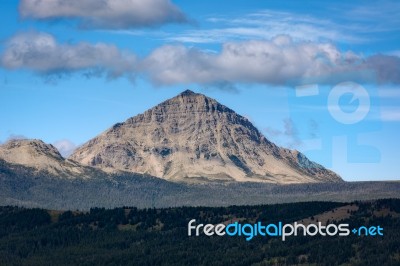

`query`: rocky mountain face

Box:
[0,139,91,178]
[69,90,342,184]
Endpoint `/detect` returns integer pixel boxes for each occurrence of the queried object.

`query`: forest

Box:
[0,199,399,265]
[2,158,400,210]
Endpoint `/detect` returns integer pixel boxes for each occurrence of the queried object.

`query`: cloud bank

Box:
[142,35,400,86]
[1,32,136,80]
[1,32,399,86]
[19,0,187,29]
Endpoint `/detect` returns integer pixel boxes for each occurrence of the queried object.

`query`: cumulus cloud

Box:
[1,31,136,80]
[1,33,399,86]
[364,55,400,84]
[19,0,187,29]
[141,35,400,86]
[53,139,77,157]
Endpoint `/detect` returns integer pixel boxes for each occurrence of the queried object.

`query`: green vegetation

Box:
[0,200,399,265]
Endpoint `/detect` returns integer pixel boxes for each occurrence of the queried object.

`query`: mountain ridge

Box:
[0,139,97,179]
[69,90,342,183]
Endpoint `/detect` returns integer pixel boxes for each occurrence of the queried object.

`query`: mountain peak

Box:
[2,138,63,159]
[70,91,342,184]
[156,89,234,115]
[179,89,197,96]
[0,138,63,170]
[0,138,88,177]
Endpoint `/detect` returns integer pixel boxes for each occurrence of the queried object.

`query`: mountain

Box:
[0,139,92,178]
[70,90,342,184]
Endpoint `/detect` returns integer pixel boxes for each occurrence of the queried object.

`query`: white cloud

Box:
[141,36,400,86]
[1,33,399,86]
[1,31,136,80]
[19,0,187,29]
[53,139,77,157]
[364,55,400,84]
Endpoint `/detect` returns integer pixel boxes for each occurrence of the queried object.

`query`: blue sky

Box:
[0,0,399,181]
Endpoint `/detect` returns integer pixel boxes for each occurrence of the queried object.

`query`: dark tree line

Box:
[0,199,399,265]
